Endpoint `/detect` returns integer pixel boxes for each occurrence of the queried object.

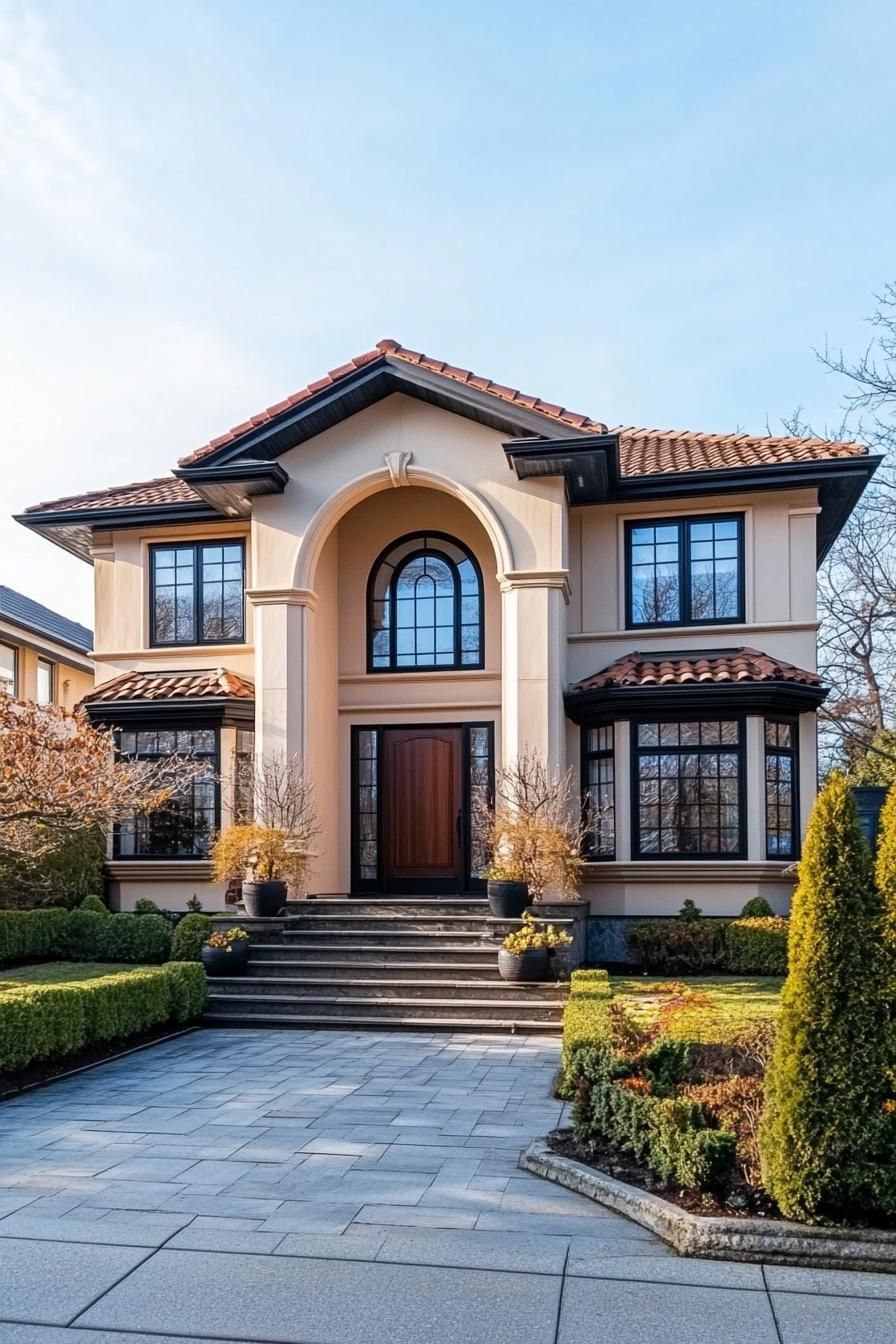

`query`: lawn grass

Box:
[0,962,134,991]
[610,974,783,1044]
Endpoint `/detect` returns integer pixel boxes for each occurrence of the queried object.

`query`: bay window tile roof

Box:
[83,667,254,705]
[570,648,824,693]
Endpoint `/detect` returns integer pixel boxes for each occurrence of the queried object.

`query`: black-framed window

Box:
[633,719,745,858]
[367,532,483,671]
[583,725,615,859]
[467,723,494,881]
[114,728,219,858]
[150,541,245,646]
[0,643,16,696]
[354,728,380,883]
[626,515,744,628]
[765,718,798,859]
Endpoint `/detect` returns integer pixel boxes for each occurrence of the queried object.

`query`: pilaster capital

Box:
[498,569,571,604]
[246,587,319,612]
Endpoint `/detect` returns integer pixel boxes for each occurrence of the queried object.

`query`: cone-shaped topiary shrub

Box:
[759,772,896,1224]
[739,896,774,918]
[78,894,109,915]
[876,783,896,975]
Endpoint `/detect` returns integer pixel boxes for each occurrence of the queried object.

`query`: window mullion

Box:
[681,521,690,623]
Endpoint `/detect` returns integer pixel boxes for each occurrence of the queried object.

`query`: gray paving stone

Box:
[0,1328,250,1344]
[0,1237,151,1325]
[476,1210,624,1236]
[0,1211,193,1246]
[764,1265,896,1299]
[353,1203,479,1229]
[77,1246,563,1344]
[275,1230,387,1261]
[166,1225,286,1254]
[260,1200,364,1233]
[567,1248,764,1286]
[557,1276,779,1344]
[374,1227,570,1273]
[772,1291,896,1341]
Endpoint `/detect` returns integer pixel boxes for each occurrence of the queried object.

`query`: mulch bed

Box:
[0,1025,194,1101]
[548,1129,780,1219]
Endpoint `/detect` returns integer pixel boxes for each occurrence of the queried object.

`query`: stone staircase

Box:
[203,899,569,1033]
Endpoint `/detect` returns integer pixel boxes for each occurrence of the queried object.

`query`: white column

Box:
[500,571,569,773]
[247,587,318,762]
[745,715,764,860]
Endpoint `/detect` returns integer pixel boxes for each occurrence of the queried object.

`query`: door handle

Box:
[456,810,463,847]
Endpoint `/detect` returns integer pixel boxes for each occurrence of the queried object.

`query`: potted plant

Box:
[482,859,529,919]
[213,753,320,917]
[477,749,587,915]
[200,926,250,976]
[498,912,566,982]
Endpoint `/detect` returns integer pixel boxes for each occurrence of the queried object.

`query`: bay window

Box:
[633,719,744,858]
[115,728,219,858]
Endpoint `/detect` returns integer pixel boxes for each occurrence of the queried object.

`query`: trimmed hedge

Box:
[724,917,789,975]
[0,909,68,965]
[0,908,172,966]
[170,914,213,962]
[575,1077,736,1191]
[626,918,726,974]
[558,971,613,1096]
[0,963,207,1072]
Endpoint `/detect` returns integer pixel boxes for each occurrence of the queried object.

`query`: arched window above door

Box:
[367,532,484,671]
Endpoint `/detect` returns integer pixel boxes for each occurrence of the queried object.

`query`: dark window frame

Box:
[149,540,246,648]
[631,714,747,860]
[581,724,615,860]
[0,641,17,696]
[625,513,745,629]
[366,531,484,674]
[113,726,221,860]
[350,721,495,893]
[765,717,799,860]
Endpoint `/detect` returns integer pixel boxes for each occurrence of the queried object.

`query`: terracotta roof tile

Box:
[83,667,254,705]
[177,338,607,466]
[570,647,823,693]
[21,342,870,520]
[24,476,203,515]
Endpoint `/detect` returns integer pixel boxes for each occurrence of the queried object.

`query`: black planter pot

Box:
[242,880,287,917]
[487,879,529,919]
[497,946,550,982]
[201,940,249,977]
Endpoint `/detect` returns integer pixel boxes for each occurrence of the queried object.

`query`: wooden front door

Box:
[383,727,463,894]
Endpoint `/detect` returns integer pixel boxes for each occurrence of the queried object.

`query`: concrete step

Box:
[250,941,501,961]
[282,928,496,946]
[204,991,565,1023]
[285,899,491,918]
[245,958,505,980]
[202,1011,561,1035]
[208,975,565,1001]
[285,914,503,933]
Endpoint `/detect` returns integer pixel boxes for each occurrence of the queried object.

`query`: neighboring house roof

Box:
[569,648,824,693]
[0,585,93,655]
[82,668,255,705]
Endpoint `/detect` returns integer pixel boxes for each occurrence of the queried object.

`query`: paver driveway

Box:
[0,1029,893,1343]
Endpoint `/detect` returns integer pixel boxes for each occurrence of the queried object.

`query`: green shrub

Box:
[558,978,614,1097]
[0,909,69,965]
[760,772,896,1224]
[626,918,725,974]
[577,1076,735,1191]
[170,914,213,962]
[0,963,208,1072]
[134,899,162,917]
[78,895,109,915]
[724,917,789,975]
[56,909,105,960]
[740,896,775,918]
[570,968,611,997]
[644,1037,692,1096]
[95,913,171,965]
[875,783,896,978]
[0,826,106,910]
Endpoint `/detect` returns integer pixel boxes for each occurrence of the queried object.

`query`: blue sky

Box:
[1,0,893,625]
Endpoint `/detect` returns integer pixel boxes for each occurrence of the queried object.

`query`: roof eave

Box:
[564,679,828,723]
[182,358,597,470]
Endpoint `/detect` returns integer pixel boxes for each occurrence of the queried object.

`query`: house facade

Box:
[18,341,877,917]
[0,585,93,710]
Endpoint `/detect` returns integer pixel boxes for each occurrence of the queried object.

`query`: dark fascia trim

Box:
[563,679,828,724]
[173,460,288,493]
[611,456,881,563]
[503,435,621,505]
[83,697,255,729]
[14,500,222,531]
[186,358,594,469]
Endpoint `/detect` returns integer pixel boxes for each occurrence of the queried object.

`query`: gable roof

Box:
[16,337,876,566]
[0,585,93,655]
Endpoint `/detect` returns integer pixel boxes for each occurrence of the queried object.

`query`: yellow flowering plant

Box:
[501,912,572,955]
[205,926,249,952]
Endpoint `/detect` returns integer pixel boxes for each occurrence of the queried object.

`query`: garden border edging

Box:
[520,1137,896,1273]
